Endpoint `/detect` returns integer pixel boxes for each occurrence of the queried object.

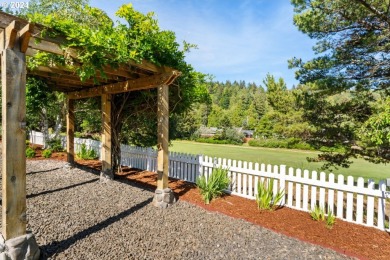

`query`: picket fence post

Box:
[197,154,203,182]
[377,180,386,230]
[279,165,286,206]
[147,148,153,171]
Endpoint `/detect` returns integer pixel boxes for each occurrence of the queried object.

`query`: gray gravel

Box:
[0,159,354,259]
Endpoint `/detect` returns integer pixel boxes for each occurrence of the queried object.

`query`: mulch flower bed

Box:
[30,147,390,259]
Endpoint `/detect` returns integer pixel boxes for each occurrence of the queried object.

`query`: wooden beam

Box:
[156,84,169,190]
[128,59,173,74]
[101,94,112,173]
[5,20,18,49]
[67,70,181,99]
[66,97,75,164]
[1,25,27,240]
[28,65,127,84]
[19,23,34,53]
[28,70,96,86]
[27,37,78,59]
[0,11,66,45]
[0,30,4,52]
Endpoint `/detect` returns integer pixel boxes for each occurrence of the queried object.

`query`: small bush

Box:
[310,205,325,221]
[42,149,52,158]
[47,138,63,152]
[256,178,285,210]
[319,145,346,153]
[77,143,98,160]
[293,142,313,150]
[196,167,230,204]
[26,147,36,158]
[195,138,242,145]
[248,138,314,150]
[310,205,336,228]
[326,209,336,228]
[26,140,30,146]
[249,139,288,148]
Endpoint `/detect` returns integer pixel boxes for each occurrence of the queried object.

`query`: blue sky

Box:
[90,0,315,88]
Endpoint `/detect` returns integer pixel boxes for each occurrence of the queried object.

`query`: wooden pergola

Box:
[0,11,178,256]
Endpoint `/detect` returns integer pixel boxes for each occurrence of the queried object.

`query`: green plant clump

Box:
[77,144,98,160]
[47,138,63,152]
[310,205,326,221]
[42,149,52,158]
[195,138,242,145]
[248,138,313,150]
[310,205,336,228]
[326,209,336,228]
[196,167,230,204]
[26,147,36,158]
[256,178,285,210]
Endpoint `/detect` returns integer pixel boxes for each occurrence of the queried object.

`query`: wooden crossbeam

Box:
[19,23,34,53]
[67,70,181,99]
[0,11,65,44]
[5,21,18,49]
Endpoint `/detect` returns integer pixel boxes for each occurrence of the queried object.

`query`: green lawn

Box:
[170,140,389,182]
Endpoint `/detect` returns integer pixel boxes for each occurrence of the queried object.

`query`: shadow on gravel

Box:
[26,179,99,199]
[114,170,197,202]
[27,167,62,175]
[40,197,153,259]
[73,162,101,175]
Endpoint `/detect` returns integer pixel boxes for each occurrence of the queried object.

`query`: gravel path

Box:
[0,159,353,259]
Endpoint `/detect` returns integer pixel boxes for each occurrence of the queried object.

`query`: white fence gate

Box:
[29,131,390,231]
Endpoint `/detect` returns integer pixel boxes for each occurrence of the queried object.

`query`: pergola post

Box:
[153,84,175,208]
[0,21,40,259]
[66,96,75,165]
[100,93,113,181]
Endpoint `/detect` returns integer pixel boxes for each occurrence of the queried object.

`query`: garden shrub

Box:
[47,138,63,152]
[319,145,346,153]
[42,149,52,158]
[223,128,245,144]
[310,205,326,221]
[249,138,314,150]
[310,205,336,228]
[256,178,285,210]
[26,147,36,158]
[196,167,230,204]
[195,138,242,145]
[77,143,98,160]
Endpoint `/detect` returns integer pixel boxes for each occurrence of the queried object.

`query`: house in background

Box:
[198,126,220,138]
[197,126,254,142]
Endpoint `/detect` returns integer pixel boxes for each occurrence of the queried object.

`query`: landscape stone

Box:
[1,233,40,260]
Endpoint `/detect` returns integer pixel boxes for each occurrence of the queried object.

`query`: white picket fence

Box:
[29,131,390,231]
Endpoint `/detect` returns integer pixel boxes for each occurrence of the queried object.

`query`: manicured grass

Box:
[170,140,390,182]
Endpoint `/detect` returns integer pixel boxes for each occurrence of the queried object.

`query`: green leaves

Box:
[309,205,336,228]
[76,144,98,160]
[196,167,230,204]
[255,178,285,211]
[359,98,390,146]
[290,0,390,92]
